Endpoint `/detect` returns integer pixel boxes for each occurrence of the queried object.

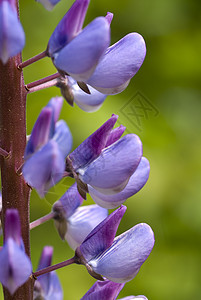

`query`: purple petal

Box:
[53,120,73,158]
[89,223,154,283]
[89,157,150,209]
[69,114,118,170]
[0,1,25,64]
[48,0,90,55]
[119,296,148,300]
[81,279,124,300]
[5,209,21,246]
[46,96,63,123]
[79,134,142,194]
[105,125,126,147]
[53,183,83,219]
[77,205,126,262]
[24,107,53,160]
[65,204,108,250]
[23,140,65,197]
[37,246,53,295]
[88,33,146,94]
[45,271,63,300]
[0,238,32,295]
[53,17,110,82]
[36,0,61,11]
[105,12,113,25]
[69,78,107,112]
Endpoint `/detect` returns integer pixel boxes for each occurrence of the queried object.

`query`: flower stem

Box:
[0,147,10,158]
[30,212,55,230]
[18,50,47,69]
[33,257,76,277]
[25,73,60,90]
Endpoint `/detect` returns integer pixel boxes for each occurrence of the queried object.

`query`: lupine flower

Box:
[34,246,63,300]
[0,209,32,295]
[47,0,145,96]
[67,114,146,199]
[23,97,72,197]
[47,0,110,83]
[88,157,150,209]
[36,0,61,11]
[0,0,25,64]
[75,206,154,283]
[81,279,124,300]
[53,183,108,249]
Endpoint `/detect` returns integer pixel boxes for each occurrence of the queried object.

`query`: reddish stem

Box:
[25,73,60,90]
[33,257,76,277]
[30,212,55,230]
[18,50,47,69]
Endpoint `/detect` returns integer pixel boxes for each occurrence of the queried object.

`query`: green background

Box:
[1,0,201,299]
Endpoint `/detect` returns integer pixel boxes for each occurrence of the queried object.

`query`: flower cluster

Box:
[0,0,155,299]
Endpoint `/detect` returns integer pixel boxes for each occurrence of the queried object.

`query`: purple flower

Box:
[88,157,150,209]
[48,0,110,83]
[52,183,108,249]
[0,209,32,295]
[75,206,154,283]
[87,32,146,95]
[67,115,145,198]
[23,97,72,197]
[34,246,63,300]
[36,0,61,11]
[0,0,25,64]
[81,279,124,300]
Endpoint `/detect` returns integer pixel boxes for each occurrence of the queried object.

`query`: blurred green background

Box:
[1,0,201,299]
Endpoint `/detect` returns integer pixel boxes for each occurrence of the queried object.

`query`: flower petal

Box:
[88,33,146,94]
[53,120,73,158]
[0,1,25,64]
[48,0,90,55]
[119,296,148,300]
[37,246,53,295]
[46,96,63,124]
[23,140,65,197]
[69,78,107,112]
[77,205,126,262]
[81,279,124,300]
[69,114,118,171]
[0,238,32,295]
[5,209,21,246]
[89,223,154,283]
[79,134,142,194]
[36,0,61,11]
[105,125,126,147]
[105,12,113,25]
[89,157,150,209]
[65,204,108,250]
[53,17,110,82]
[24,107,53,160]
[53,183,83,219]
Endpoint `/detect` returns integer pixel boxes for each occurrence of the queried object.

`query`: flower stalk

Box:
[17,50,47,70]
[30,212,56,230]
[33,257,76,277]
[0,2,33,299]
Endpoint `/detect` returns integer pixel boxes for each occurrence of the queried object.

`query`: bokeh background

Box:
[1,0,201,299]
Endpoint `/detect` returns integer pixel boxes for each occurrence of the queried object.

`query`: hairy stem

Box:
[0,4,33,300]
